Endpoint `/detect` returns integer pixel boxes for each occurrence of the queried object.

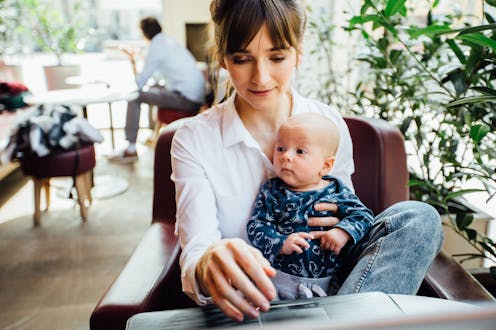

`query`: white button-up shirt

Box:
[136,33,205,104]
[171,91,354,304]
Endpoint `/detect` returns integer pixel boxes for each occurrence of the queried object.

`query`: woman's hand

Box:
[195,238,277,322]
[307,202,340,227]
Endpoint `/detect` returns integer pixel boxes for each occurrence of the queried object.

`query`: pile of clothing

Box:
[1,104,103,163]
[0,81,30,112]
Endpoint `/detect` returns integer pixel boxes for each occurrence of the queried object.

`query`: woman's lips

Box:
[250,88,273,96]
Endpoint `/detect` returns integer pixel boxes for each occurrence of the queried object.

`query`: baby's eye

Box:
[296,149,306,155]
[276,146,284,152]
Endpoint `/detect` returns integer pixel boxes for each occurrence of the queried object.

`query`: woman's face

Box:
[221,25,298,114]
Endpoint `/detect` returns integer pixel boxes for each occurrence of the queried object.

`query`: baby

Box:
[247,113,374,299]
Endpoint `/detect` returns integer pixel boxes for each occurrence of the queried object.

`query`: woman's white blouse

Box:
[170,91,354,304]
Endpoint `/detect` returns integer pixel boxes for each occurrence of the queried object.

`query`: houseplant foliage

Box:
[345,0,496,271]
[0,0,24,57]
[302,5,356,112]
[18,0,86,65]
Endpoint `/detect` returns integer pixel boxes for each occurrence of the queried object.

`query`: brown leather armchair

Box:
[90,116,494,330]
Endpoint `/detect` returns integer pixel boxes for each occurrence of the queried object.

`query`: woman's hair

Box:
[207,0,306,103]
[209,0,306,59]
[140,17,162,40]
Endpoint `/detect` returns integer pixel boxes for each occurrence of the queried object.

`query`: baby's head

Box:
[273,113,340,191]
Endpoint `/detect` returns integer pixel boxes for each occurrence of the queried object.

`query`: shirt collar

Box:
[221,89,301,148]
[222,93,259,149]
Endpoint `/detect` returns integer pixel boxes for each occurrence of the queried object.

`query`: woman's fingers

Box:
[198,239,274,321]
[229,242,275,309]
[314,202,338,212]
[205,261,246,321]
[307,216,340,227]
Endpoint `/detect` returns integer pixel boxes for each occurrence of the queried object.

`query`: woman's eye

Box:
[271,56,286,63]
[232,56,250,64]
[296,149,306,155]
[276,146,284,152]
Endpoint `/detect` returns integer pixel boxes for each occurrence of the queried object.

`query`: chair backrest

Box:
[344,117,409,214]
[153,116,409,222]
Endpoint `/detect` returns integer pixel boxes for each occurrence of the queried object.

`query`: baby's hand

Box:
[279,232,314,255]
[312,228,351,255]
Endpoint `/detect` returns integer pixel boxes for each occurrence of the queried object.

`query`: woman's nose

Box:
[252,60,270,85]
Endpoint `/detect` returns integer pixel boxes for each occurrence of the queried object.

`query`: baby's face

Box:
[273,124,328,191]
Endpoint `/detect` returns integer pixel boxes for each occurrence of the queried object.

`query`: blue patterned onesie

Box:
[247,175,374,278]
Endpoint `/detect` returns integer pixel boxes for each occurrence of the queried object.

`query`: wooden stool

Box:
[147,107,196,147]
[20,144,96,226]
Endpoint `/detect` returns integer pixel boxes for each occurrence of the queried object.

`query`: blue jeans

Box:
[330,201,443,295]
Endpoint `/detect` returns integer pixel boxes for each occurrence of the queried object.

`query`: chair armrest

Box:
[90,222,195,330]
[420,250,495,301]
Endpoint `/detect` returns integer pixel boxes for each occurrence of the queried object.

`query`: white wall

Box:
[162,0,211,46]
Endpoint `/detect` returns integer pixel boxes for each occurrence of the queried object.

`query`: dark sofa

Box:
[90,116,494,330]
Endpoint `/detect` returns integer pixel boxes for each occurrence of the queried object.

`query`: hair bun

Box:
[210,0,237,24]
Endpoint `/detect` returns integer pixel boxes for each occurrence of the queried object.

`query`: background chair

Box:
[20,144,95,226]
[146,107,197,147]
[90,116,494,330]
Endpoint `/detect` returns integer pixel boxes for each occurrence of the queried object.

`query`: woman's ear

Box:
[218,55,227,69]
[295,53,301,68]
[320,156,335,176]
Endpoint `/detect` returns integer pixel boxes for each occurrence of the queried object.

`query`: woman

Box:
[171,0,443,322]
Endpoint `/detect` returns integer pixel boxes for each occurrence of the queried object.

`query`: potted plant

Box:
[18,0,88,89]
[0,0,25,82]
[342,0,496,279]
[304,0,496,288]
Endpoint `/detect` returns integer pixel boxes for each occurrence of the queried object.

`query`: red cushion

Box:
[157,108,194,125]
[20,144,95,178]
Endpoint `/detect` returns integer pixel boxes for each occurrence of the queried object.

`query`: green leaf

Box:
[487,0,496,7]
[389,49,402,64]
[465,228,477,240]
[490,266,496,279]
[349,15,383,27]
[480,242,496,257]
[455,212,473,230]
[446,95,496,107]
[471,86,496,96]
[444,189,485,201]
[470,124,490,143]
[446,39,466,64]
[384,0,406,18]
[457,23,496,36]
[361,0,374,15]
[432,0,440,7]
[399,116,412,135]
[407,25,453,39]
[457,33,496,51]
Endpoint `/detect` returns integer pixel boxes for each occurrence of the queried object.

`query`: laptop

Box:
[126,291,496,330]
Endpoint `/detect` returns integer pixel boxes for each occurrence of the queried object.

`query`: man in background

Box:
[111,16,205,162]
